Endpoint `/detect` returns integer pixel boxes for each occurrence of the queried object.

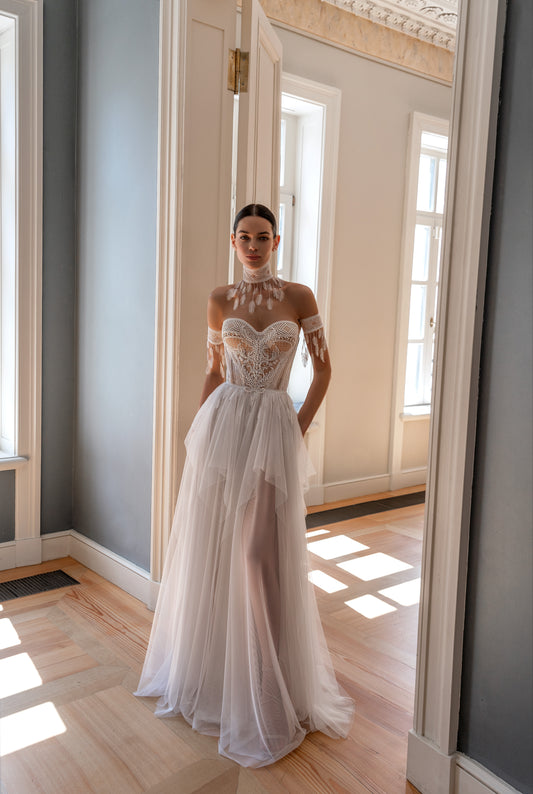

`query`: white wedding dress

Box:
[135,316,354,767]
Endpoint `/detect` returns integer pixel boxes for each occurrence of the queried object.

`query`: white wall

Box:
[275,25,451,495]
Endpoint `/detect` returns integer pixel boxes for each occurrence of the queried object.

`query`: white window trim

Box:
[0,0,43,564]
[389,112,448,489]
[281,72,341,506]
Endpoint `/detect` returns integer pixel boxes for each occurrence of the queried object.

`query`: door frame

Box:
[406,1,507,791]
[281,72,341,505]
[151,9,507,793]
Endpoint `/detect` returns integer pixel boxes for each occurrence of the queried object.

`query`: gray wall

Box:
[0,471,15,542]
[73,0,159,571]
[41,0,77,534]
[458,1,533,791]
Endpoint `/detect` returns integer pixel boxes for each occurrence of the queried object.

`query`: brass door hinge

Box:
[228,48,249,94]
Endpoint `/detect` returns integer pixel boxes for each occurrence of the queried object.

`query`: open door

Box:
[236,0,282,213]
[152,0,283,585]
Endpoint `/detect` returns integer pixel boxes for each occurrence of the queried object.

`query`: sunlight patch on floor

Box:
[0,618,20,650]
[308,570,349,593]
[0,652,43,698]
[379,578,421,606]
[305,528,330,538]
[307,535,368,560]
[337,552,412,581]
[0,702,66,756]
[345,594,397,619]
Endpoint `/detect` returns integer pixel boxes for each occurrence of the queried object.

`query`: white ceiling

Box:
[322,0,458,50]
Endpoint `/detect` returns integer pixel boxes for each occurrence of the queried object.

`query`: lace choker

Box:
[227,264,284,313]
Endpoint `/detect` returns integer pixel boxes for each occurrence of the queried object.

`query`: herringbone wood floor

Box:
[0,489,423,793]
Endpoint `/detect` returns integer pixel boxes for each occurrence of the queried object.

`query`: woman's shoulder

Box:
[208,284,231,309]
[283,281,319,318]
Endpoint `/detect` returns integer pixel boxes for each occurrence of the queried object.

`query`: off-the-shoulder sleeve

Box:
[206,326,225,376]
[301,313,327,365]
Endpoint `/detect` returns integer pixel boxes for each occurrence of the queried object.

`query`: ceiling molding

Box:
[321,0,457,50]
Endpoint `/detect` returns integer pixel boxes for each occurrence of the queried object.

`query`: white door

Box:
[152,0,284,578]
[236,0,282,213]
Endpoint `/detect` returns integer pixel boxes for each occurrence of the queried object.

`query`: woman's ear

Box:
[273,235,280,251]
[230,233,236,249]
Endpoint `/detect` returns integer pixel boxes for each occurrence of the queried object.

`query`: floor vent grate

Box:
[0,570,80,602]
[306,490,425,529]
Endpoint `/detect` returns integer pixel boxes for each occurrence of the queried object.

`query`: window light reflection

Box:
[0,618,21,650]
[307,535,368,560]
[0,702,66,756]
[379,578,421,606]
[337,552,412,581]
[0,653,43,698]
[308,570,348,593]
[305,529,330,538]
[345,595,397,619]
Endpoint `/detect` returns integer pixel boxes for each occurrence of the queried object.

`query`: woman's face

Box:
[231,215,280,269]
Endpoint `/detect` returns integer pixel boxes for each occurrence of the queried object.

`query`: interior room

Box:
[0,1,531,792]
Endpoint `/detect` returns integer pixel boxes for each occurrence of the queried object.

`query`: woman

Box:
[136,204,354,767]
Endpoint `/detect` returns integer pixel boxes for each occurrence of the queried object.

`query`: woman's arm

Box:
[297,349,331,436]
[287,283,332,436]
[199,291,225,406]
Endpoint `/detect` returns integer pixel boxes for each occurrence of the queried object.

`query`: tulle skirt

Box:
[135,382,354,767]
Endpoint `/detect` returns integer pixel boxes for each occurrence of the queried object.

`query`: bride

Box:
[135,203,354,767]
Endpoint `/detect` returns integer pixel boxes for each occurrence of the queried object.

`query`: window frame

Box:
[0,0,43,566]
[389,112,448,490]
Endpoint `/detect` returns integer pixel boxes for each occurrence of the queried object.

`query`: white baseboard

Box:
[406,733,523,794]
[0,542,16,570]
[41,531,72,561]
[69,531,151,604]
[322,474,392,503]
[455,754,524,794]
[391,467,427,490]
[321,469,426,504]
[407,730,455,794]
[1,531,152,605]
[15,537,42,567]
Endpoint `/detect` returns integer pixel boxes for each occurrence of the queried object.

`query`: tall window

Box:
[404,126,448,413]
[277,93,325,407]
[0,15,16,456]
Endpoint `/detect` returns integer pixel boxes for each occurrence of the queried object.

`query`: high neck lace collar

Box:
[242,262,273,283]
[227,263,284,313]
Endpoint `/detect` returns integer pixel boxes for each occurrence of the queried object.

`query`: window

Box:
[403,121,448,414]
[278,93,326,408]
[0,14,16,457]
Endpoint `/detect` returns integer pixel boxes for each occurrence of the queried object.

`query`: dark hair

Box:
[232,204,277,237]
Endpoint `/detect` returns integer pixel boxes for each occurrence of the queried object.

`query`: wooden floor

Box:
[0,489,424,793]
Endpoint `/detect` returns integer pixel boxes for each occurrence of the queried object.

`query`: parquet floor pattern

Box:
[0,489,423,793]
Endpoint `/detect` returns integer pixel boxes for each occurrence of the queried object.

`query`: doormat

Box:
[306,490,425,529]
[0,570,80,602]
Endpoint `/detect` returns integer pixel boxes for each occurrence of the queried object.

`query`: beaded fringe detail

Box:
[226,265,284,314]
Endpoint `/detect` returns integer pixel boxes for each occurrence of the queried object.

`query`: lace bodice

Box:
[222,318,299,391]
[207,315,327,392]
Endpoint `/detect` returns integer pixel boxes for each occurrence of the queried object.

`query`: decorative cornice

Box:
[259,0,454,83]
[322,0,457,50]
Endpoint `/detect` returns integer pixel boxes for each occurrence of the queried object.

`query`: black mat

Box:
[0,570,80,602]
[306,490,425,529]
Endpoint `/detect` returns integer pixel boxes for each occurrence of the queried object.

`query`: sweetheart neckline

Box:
[222,317,299,334]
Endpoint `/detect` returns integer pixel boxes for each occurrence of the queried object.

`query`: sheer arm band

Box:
[301,313,327,365]
[206,327,225,376]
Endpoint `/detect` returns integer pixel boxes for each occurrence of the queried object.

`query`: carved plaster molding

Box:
[322,0,457,50]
